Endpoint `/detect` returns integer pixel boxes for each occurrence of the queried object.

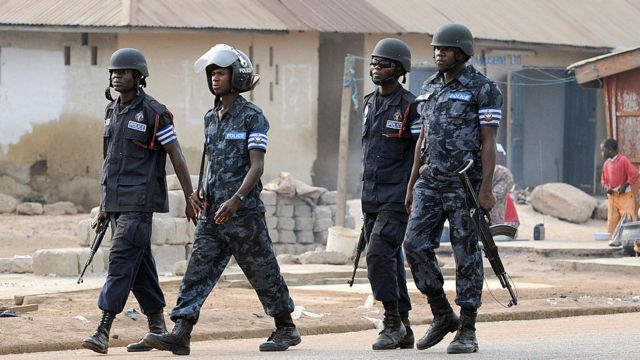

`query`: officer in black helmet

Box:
[82,48,196,354]
[361,38,421,350]
[403,23,502,354]
[143,44,300,355]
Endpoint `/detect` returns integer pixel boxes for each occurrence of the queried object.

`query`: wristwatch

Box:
[234,191,246,202]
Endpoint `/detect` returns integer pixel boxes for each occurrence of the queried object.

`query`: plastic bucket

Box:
[325,226,360,257]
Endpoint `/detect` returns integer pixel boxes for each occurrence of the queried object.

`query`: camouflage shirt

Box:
[417,65,502,181]
[203,95,267,214]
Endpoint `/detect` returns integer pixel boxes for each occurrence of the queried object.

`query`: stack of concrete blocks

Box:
[262,189,354,256]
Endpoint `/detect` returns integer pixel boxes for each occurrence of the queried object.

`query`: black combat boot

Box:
[397,311,415,349]
[259,311,302,351]
[416,293,460,350]
[82,311,116,354]
[143,318,193,355]
[447,309,479,354]
[126,312,167,352]
[372,301,407,350]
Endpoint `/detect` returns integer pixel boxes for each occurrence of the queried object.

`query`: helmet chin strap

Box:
[372,75,397,86]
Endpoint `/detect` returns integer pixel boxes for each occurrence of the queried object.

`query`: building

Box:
[1,0,640,208]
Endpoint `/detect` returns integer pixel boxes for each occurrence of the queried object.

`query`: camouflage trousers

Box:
[170,212,294,324]
[403,177,484,310]
[364,210,412,312]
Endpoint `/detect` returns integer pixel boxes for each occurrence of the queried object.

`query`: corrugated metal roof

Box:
[1,0,640,49]
[0,0,123,26]
[130,0,288,31]
[264,0,403,33]
[365,0,640,49]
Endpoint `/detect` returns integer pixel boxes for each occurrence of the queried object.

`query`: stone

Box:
[16,202,44,215]
[272,243,316,256]
[0,193,19,214]
[530,183,598,224]
[314,218,334,232]
[294,204,313,217]
[265,205,276,216]
[276,195,294,205]
[76,248,107,275]
[32,248,79,276]
[277,217,295,231]
[319,191,337,205]
[174,260,188,276]
[168,218,190,245]
[266,216,278,229]
[166,174,199,191]
[151,217,170,245]
[152,245,188,274]
[314,205,332,220]
[593,200,608,220]
[294,217,314,231]
[0,175,32,198]
[43,201,78,215]
[314,230,328,245]
[295,230,315,244]
[276,204,294,217]
[54,176,100,211]
[0,256,33,273]
[298,249,348,265]
[278,230,296,244]
[344,215,356,229]
[276,254,300,265]
[260,190,277,206]
[168,190,187,218]
[77,219,92,246]
[268,228,279,243]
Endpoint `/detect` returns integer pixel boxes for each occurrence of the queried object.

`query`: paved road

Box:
[4,312,639,359]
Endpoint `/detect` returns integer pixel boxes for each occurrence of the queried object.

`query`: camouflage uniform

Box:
[170,96,294,324]
[361,85,420,314]
[403,65,502,310]
[490,165,514,225]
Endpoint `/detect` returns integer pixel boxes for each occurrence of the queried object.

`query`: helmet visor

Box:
[194,44,238,73]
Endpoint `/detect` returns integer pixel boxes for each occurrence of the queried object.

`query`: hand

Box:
[478,188,496,212]
[404,191,414,215]
[214,197,241,224]
[184,197,197,225]
[94,211,108,233]
[189,190,204,213]
[620,183,630,193]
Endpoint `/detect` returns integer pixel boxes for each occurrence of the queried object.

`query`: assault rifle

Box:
[77,217,110,284]
[348,225,367,287]
[457,159,518,307]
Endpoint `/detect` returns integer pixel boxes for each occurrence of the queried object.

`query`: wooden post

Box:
[335,56,353,227]
[506,70,513,170]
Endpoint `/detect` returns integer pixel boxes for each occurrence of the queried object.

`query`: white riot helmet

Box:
[194,44,260,94]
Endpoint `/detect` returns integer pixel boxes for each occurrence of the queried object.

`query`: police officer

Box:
[403,24,502,354]
[143,44,300,355]
[361,38,420,350]
[82,48,196,354]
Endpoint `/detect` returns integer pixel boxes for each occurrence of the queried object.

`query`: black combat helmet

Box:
[109,48,149,77]
[431,23,475,57]
[194,44,260,94]
[371,38,412,73]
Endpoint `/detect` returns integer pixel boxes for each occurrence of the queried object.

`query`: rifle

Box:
[77,217,110,284]
[348,225,367,287]
[457,159,518,307]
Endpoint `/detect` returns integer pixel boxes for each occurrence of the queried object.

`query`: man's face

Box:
[433,46,459,72]
[210,67,232,95]
[110,69,136,93]
[601,144,613,159]
[369,56,397,84]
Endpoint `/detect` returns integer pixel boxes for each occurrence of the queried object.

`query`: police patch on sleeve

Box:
[479,107,502,126]
[248,132,268,151]
[127,120,147,132]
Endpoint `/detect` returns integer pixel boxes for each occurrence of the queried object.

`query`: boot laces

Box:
[267,326,293,342]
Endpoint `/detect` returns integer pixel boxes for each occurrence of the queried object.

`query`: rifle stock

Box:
[457,160,518,307]
[348,226,367,287]
[77,217,109,284]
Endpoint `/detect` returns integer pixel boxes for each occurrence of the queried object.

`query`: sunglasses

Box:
[369,58,396,69]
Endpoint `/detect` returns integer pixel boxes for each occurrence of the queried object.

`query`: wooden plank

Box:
[573,48,640,84]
